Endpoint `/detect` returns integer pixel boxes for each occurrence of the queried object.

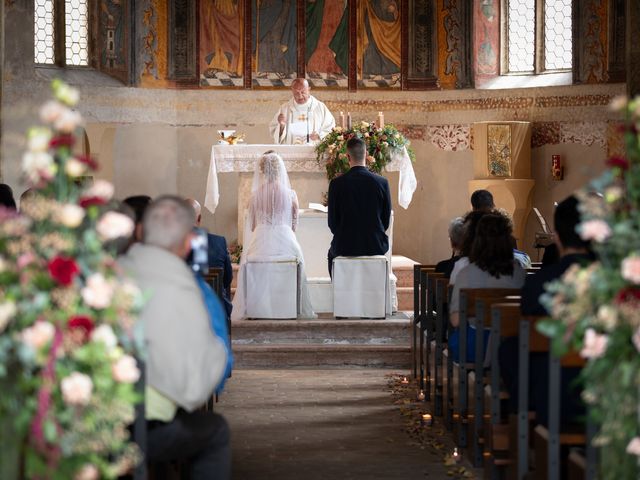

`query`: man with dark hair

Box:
[499,195,592,426]
[123,195,152,244]
[327,137,392,275]
[0,184,17,210]
[470,189,495,212]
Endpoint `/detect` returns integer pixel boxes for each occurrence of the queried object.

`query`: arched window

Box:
[34,0,89,66]
[503,0,572,75]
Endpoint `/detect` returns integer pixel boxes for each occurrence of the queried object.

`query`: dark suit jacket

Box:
[207,233,234,319]
[435,255,462,278]
[521,253,593,315]
[327,166,392,257]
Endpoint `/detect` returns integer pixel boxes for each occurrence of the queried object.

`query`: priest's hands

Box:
[310,132,320,141]
[278,113,286,126]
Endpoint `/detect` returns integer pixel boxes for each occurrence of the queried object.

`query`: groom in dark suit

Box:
[327,137,392,276]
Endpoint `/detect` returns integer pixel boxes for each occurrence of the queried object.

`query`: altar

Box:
[203,144,414,313]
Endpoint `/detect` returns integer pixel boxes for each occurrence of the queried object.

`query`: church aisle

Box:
[216,369,460,480]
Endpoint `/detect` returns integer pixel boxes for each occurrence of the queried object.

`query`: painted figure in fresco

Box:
[476,0,498,75]
[328,0,401,78]
[252,0,297,74]
[101,0,124,69]
[306,0,347,75]
[201,0,243,77]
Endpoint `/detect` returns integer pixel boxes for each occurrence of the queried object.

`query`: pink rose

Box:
[580,219,611,243]
[96,211,134,241]
[60,372,93,406]
[81,180,114,204]
[580,328,608,359]
[74,464,99,480]
[21,321,55,350]
[627,437,640,456]
[17,252,37,269]
[621,255,640,284]
[112,354,140,384]
[81,273,114,309]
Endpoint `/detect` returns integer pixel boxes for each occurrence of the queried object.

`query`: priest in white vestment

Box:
[269,78,335,145]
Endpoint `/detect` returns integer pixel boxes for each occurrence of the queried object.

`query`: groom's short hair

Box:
[346,137,366,162]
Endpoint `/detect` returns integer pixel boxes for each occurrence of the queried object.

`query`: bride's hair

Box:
[259,152,282,181]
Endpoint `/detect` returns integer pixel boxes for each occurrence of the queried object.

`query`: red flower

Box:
[614,286,640,304]
[67,315,95,342]
[47,256,80,286]
[606,156,630,171]
[49,134,75,149]
[76,154,98,171]
[79,196,107,208]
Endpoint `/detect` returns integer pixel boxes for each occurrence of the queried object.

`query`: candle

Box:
[378,111,384,129]
[347,112,352,130]
[339,111,346,129]
[452,447,460,463]
[417,390,425,401]
[400,376,409,385]
[421,413,433,426]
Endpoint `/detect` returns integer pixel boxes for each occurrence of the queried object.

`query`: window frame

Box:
[500,0,573,76]
[34,0,93,69]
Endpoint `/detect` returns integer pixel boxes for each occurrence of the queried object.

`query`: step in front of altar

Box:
[231,316,411,368]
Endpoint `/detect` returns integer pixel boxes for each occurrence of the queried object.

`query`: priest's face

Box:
[292,82,311,105]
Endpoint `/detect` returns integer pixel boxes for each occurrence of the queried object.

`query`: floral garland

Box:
[315,121,414,181]
[538,95,640,479]
[0,80,144,479]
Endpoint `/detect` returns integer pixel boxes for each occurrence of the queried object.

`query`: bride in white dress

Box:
[231,152,316,320]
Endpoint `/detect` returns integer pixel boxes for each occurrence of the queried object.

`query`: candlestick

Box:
[339,111,345,129]
[347,112,352,130]
[378,111,384,129]
[452,447,460,463]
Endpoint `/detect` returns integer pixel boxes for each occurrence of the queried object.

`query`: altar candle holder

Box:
[378,111,384,129]
[339,111,346,129]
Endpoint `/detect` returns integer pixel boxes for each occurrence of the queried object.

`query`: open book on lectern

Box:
[307,202,328,213]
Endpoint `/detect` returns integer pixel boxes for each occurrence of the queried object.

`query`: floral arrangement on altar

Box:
[0,80,145,479]
[228,241,242,264]
[315,121,414,181]
[537,95,640,479]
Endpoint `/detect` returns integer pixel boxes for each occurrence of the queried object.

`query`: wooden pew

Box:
[422,271,445,399]
[412,265,436,383]
[432,277,449,418]
[454,288,520,449]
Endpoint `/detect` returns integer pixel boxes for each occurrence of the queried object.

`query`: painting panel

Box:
[487,124,512,177]
[305,0,348,87]
[252,0,297,85]
[473,0,499,86]
[199,0,244,87]
[357,0,401,88]
[99,0,130,83]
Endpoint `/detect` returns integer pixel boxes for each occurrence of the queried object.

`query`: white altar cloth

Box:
[204,144,417,213]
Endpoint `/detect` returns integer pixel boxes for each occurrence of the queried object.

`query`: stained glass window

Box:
[34,0,55,64]
[65,0,89,66]
[506,0,535,73]
[544,0,572,70]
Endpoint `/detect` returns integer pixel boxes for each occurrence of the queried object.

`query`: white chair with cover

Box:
[245,255,299,319]
[332,255,390,318]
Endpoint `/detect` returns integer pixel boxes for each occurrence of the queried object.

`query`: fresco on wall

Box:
[252,0,297,85]
[357,0,401,87]
[473,0,499,86]
[306,0,348,87]
[99,0,128,81]
[578,0,607,83]
[438,0,464,89]
[200,0,244,87]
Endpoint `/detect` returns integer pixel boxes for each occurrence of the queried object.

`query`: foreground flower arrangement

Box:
[0,80,144,479]
[315,121,414,181]
[538,96,640,479]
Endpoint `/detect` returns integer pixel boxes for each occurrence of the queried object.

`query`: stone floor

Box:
[217,369,471,480]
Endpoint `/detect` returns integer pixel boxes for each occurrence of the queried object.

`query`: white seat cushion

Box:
[246,259,298,318]
[332,256,388,318]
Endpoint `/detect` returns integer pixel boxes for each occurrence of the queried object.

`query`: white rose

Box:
[56,204,85,228]
[21,321,55,350]
[27,128,52,153]
[81,273,114,309]
[74,464,99,480]
[626,437,640,456]
[60,372,93,406]
[65,158,86,177]
[96,211,134,241]
[112,354,140,384]
[22,151,56,183]
[609,95,628,113]
[83,180,114,202]
[39,100,66,124]
[54,109,83,134]
[0,301,17,334]
[596,305,618,331]
[91,324,118,351]
[580,219,612,243]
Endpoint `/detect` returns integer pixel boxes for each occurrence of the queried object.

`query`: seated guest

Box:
[123,195,152,245]
[449,210,491,285]
[449,212,526,362]
[511,236,532,269]
[0,183,17,210]
[435,216,464,278]
[186,198,234,323]
[119,195,231,479]
[470,189,495,212]
[499,195,592,425]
